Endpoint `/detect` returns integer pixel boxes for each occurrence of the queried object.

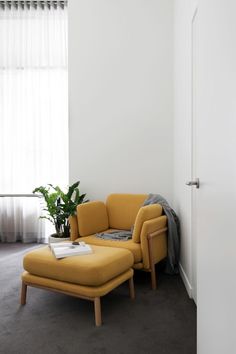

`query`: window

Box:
[0,1,68,242]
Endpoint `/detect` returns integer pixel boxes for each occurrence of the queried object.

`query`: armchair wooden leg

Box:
[148,236,157,290]
[94,297,102,327]
[147,227,167,290]
[150,267,157,290]
[129,277,135,300]
[20,281,27,305]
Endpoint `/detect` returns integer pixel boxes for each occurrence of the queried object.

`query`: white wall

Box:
[173,0,197,297]
[69,0,174,202]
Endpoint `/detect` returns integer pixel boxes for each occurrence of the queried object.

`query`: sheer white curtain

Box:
[0,1,68,242]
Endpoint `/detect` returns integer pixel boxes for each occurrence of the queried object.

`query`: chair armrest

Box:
[140,215,167,269]
[147,227,168,241]
[77,201,109,237]
[132,204,163,243]
[69,215,79,241]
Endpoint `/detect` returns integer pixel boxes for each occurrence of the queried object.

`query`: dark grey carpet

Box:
[0,244,196,354]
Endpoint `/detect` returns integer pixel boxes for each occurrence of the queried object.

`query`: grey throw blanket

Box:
[143,194,180,274]
[96,230,132,241]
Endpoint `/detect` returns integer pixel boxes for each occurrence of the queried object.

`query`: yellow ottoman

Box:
[21,245,135,326]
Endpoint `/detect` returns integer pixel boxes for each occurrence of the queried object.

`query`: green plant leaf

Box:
[33,181,87,237]
[67,181,80,200]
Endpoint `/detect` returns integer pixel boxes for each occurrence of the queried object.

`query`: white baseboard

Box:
[179,262,193,298]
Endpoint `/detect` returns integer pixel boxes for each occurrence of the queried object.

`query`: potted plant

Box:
[33,181,88,243]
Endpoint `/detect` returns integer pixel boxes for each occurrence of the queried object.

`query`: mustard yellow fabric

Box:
[140,216,167,269]
[22,269,133,298]
[77,232,142,264]
[132,204,163,243]
[133,262,143,270]
[23,245,133,287]
[69,215,79,241]
[68,193,168,273]
[106,194,147,230]
[77,201,109,237]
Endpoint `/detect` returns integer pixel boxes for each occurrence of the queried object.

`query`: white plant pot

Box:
[49,235,70,244]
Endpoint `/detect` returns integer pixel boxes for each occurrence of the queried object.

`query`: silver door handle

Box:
[186,178,200,188]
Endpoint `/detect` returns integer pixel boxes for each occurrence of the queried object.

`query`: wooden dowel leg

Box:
[21,281,27,305]
[129,277,135,300]
[150,266,157,290]
[94,297,102,327]
[148,236,157,290]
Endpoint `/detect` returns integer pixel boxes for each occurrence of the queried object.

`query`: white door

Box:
[189,6,198,304]
[190,1,236,353]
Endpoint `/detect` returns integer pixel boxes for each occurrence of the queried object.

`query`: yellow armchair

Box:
[69,194,167,289]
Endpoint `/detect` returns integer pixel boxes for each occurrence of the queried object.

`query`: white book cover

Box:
[49,241,72,250]
[50,243,93,259]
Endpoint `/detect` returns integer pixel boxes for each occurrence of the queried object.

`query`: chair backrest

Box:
[106,194,147,230]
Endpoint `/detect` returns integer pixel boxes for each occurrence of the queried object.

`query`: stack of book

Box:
[49,241,93,259]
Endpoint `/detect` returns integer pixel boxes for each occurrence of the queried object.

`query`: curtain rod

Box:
[0,1,67,9]
[0,194,42,198]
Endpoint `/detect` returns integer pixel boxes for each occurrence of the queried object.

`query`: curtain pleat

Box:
[0,2,68,243]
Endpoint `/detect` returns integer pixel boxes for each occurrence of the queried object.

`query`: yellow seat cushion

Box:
[77,233,142,264]
[23,245,134,287]
[106,194,147,230]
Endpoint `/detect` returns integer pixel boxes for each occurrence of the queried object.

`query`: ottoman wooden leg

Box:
[94,297,102,327]
[21,281,27,305]
[129,277,135,300]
